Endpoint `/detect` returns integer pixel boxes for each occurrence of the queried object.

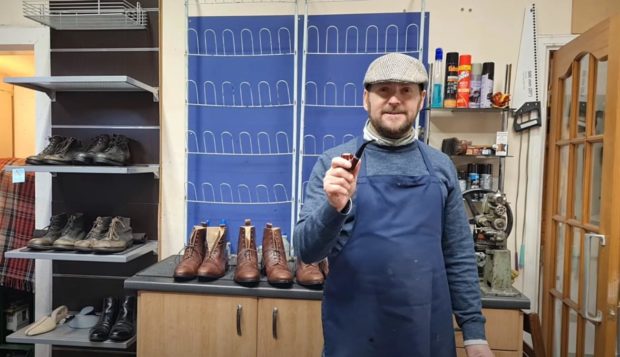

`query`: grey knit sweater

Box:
[294,138,486,342]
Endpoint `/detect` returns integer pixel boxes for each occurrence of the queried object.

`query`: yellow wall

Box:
[0,53,36,158]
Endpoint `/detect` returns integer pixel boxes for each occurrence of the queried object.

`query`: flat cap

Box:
[363,53,428,86]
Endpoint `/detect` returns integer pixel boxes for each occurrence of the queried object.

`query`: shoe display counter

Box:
[126,255,530,356]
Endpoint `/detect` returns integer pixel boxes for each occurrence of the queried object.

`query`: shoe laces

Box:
[178,230,203,260]
[56,137,78,154]
[104,135,127,152]
[107,218,127,241]
[61,215,80,235]
[85,135,109,151]
[40,136,65,155]
[87,217,108,238]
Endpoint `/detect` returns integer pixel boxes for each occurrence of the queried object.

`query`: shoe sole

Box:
[174,275,197,282]
[28,244,53,250]
[44,159,73,165]
[92,246,129,253]
[93,158,126,166]
[73,247,94,252]
[53,245,76,251]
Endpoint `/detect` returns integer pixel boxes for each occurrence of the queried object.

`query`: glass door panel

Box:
[573,144,585,221]
[558,146,570,216]
[593,60,607,135]
[588,142,603,226]
[577,55,590,138]
[569,227,582,303]
[561,76,573,140]
[555,222,566,292]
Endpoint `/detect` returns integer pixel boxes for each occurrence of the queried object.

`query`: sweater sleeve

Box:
[293,154,349,263]
[440,160,487,341]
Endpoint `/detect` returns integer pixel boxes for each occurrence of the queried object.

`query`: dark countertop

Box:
[125,255,530,309]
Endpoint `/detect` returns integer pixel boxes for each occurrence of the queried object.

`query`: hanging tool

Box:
[512,3,541,132]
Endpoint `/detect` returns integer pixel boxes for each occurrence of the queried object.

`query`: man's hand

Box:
[465,344,494,357]
[323,156,361,212]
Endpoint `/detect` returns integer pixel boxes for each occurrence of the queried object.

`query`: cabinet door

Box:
[138,292,257,357]
[454,308,522,352]
[257,298,323,357]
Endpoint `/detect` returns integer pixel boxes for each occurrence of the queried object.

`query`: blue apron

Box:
[323,138,456,357]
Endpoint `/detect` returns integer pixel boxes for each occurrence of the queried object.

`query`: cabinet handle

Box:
[236,304,242,336]
[272,307,278,339]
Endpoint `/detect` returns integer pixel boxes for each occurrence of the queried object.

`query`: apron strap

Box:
[356,136,437,177]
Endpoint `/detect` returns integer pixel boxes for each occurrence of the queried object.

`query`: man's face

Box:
[363,82,426,139]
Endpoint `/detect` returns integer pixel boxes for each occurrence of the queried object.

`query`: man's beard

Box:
[368,106,415,139]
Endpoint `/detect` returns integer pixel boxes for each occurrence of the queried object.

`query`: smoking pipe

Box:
[340,140,375,171]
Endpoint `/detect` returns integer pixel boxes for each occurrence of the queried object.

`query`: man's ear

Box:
[418,90,427,112]
[363,89,369,111]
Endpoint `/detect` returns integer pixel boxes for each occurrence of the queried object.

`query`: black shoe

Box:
[44,137,82,165]
[27,213,68,250]
[26,136,66,165]
[93,134,131,166]
[74,134,111,165]
[89,297,118,342]
[109,296,136,342]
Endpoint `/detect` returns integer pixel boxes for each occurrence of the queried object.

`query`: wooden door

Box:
[542,14,620,357]
[138,292,258,356]
[257,298,323,357]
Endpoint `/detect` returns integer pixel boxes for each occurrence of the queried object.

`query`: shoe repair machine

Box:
[462,189,520,296]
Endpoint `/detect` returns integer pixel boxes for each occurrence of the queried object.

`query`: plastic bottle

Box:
[443,52,459,108]
[469,63,482,108]
[480,62,495,108]
[456,54,472,108]
[431,48,444,108]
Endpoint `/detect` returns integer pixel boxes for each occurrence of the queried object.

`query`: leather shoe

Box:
[89,297,118,342]
[109,296,136,342]
[234,219,260,284]
[295,258,324,287]
[174,223,207,281]
[262,223,293,285]
[197,223,228,280]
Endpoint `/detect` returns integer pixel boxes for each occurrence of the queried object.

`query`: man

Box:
[294,53,493,357]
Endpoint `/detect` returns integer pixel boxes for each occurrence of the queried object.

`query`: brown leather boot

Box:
[197,224,228,280]
[295,258,324,287]
[234,219,260,284]
[262,223,293,285]
[173,224,207,281]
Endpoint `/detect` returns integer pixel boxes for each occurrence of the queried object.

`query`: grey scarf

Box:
[362,119,417,147]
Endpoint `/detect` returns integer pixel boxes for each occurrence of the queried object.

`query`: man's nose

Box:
[387,95,401,105]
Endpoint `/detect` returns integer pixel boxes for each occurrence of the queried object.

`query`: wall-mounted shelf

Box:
[426,108,509,114]
[4,76,159,102]
[451,155,513,159]
[7,322,136,349]
[4,164,160,179]
[23,0,147,31]
[5,240,156,263]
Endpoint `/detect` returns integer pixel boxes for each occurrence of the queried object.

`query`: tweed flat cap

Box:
[363,53,428,86]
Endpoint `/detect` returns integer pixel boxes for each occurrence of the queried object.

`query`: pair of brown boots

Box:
[174,223,228,281]
[235,219,293,285]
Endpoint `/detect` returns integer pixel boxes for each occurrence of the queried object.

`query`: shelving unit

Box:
[4,164,160,178]
[4,76,159,102]
[23,0,147,31]
[5,240,157,263]
[3,1,161,355]
[7,323,135,349]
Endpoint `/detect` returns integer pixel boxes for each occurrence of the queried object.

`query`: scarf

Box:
[362,119,417,147]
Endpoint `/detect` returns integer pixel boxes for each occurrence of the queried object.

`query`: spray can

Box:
[456,54,472,108]
[480,163,493,190]
[443,52,459,108]
[431,48,444,108]
[469,63,482,108]
[480,62,495,108]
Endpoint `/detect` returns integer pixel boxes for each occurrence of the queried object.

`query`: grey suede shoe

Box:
[92,217,133,253]
[74,216,113,252]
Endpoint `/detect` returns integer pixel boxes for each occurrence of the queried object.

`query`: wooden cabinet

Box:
[137,292,322,357]
[257,298,323,357]
[138,292,258,356]
[454,308,523,356]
